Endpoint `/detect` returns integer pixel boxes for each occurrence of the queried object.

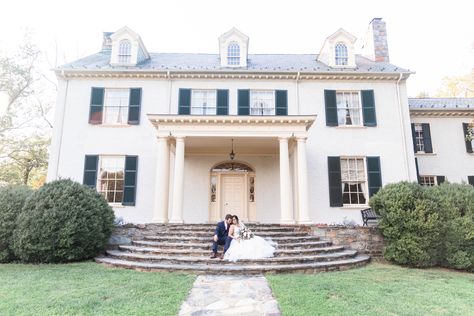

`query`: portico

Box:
[148,115,316,224]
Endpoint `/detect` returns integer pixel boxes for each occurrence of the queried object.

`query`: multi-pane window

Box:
[414,123,425,152]
[336,91,362,125]
[97,156,125,203]
[335,43,348,65]
[118,40,131,63]
[227,42,240,66]
[341,157,367,205]
[250,90,275,115]
[419,176,436,186]
[103,89,129,124]
[191,90,217,115]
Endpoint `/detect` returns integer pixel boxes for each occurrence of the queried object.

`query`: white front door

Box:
[221,174,246,219]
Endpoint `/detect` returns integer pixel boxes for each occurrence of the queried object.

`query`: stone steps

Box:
[167,226,303,232]
[143,235,321,244]
[118,244,347,257]
[160,231,309,237]
[105,249,358,265]
[132,240,332,250]
[95,255,371,274]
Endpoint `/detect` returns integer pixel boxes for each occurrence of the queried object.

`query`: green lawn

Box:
[0,261,196,316]
[267,262,474,316]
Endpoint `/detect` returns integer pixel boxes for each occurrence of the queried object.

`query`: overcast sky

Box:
[1,0,473,97]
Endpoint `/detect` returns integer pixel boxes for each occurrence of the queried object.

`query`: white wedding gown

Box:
[224,225,276,262]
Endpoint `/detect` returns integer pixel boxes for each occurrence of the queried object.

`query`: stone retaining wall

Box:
[311,226,386,258]
[109,224,168,248]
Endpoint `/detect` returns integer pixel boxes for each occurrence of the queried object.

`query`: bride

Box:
[224,215,276,262]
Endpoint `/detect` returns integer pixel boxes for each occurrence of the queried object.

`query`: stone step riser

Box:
[105,251,358,265]
[118,245,346,257]
[158,232,310,237]
[132,241,332,250]
[95,257,371,275]
[166,227,304,232]
[142,236,321,244]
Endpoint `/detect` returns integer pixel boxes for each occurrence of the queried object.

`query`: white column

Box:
[170,136,185,223]
[152,136,170,223]
[297,137,311,224]
[279,137,294,224]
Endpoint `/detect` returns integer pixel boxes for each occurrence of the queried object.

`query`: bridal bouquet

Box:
[239,227,254,240]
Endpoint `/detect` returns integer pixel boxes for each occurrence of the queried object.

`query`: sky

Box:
[0,0,473,97]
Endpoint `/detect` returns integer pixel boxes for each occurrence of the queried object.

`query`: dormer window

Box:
[118,40,131,63]
[335,43,348,65]
[227,42,240,66]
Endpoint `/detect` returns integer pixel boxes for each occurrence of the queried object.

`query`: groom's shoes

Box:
[210,252,218,259]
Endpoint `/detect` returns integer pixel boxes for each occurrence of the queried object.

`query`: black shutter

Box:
[238,90,250,115]
[89,88,104,124]
[275,90,288,115]
[217,90,229,115]
[83,155,98,188]
[468,176,474,186]
[328,156,343,207]
[422,123,433,153]
[367,157,383,197]
[362,90,377,127]
[415,158,421,184]
[436,176,445,185]
[178,89,191,114]
[123,156,138,206]
[411,123,418,153]
[324,90,338,126]
[463,123,473,153]
[128,88,142,125]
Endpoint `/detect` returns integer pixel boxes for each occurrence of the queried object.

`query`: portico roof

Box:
[147,114,316,138]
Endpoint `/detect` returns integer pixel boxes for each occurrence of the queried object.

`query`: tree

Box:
[0,33,54,187]
[435,73,474,98]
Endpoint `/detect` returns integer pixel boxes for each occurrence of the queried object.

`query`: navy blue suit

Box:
[212,221,232,254]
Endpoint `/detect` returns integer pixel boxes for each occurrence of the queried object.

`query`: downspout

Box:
[54,70,69,180]
[295,72,301,114]
[167,71,173,113]
[395,72,410,179]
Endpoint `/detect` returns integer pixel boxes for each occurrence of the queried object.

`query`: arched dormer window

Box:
[227,42,240,66]
[118,39,131,63]
[335,43,348,66]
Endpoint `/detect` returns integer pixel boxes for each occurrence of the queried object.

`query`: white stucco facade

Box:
[47,21,432,225]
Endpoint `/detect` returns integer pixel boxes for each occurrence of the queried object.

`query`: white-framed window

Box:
[103,89,129,124]
[335,43,348,66]
[118,40,132,63]
[419,176,436,186]
[191,90,217,115]
[227,42,240,66]
[341,157,367,205]
[250,90,275,115]
[336,91,362,125]
[97,156,125,204]
[414,123,425,152]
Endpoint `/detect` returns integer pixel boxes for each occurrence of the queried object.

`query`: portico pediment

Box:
[147,115,317,138]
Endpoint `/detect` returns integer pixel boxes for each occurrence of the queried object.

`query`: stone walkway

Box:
[178,275,281,316]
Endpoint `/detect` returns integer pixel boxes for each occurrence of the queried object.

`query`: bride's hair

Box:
[232,215,239,223]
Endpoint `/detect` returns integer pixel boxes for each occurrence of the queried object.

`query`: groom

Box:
[210,214,233,259]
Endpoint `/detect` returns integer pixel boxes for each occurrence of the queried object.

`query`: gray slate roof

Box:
[408,98,474,110]
[58,52,409,73]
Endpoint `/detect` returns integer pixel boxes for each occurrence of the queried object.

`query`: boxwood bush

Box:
[369,182,441,268]
[13,179,115,263]
[0,186,33,262]
[425,183,474,271]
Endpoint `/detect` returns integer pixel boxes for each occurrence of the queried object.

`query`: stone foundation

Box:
[311,226,386,258]
[109,223,168,248]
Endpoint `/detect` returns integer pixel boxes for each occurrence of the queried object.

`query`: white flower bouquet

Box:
[239,227,254,240]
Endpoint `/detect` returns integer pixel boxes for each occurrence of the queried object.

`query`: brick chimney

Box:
[361,18,389,63]
[102,32,113,53]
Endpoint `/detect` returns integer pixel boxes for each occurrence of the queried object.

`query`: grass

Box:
[0,261,196,316]
[267,262,474,316]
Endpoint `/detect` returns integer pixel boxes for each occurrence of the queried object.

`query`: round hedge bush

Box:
[369,182,441,267]
[0,185,33,262]
[13,179,115,263]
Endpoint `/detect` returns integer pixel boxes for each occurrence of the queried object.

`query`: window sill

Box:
[109,203,126,208]
[335,125,367,129]
[415,153,437,156]
[340,205,369,209]
[90,124,133,128]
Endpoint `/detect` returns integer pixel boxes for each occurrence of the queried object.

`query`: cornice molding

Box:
[410,109,474,117]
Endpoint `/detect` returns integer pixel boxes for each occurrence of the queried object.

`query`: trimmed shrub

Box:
[0,186,33,262]
[425,183,474,271]
[13,179,114,263]
[370,182,441,267]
